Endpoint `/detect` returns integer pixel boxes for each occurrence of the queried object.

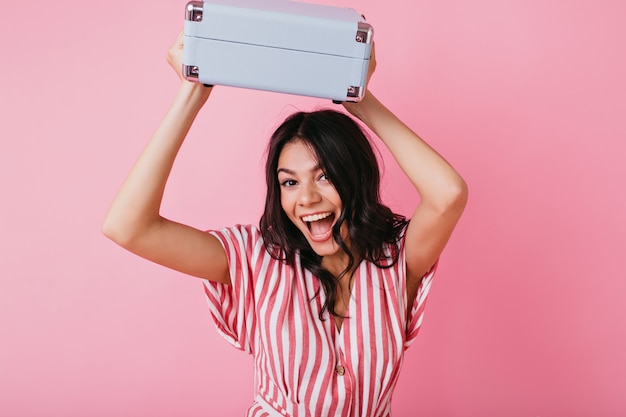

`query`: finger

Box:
[174,28,185,49]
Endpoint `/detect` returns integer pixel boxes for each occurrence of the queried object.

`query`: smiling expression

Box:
[277,140,348,258]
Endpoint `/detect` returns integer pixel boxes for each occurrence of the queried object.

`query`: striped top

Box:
[204,225,436,417]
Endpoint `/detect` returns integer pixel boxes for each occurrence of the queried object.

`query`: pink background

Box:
[1,0,625,416]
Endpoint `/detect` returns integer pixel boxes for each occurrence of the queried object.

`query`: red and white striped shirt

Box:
[204,225,435,417]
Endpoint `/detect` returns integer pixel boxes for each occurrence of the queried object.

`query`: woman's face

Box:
[277,140,346,258]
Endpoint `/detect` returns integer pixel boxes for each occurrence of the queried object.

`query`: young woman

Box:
[103,30,467,417]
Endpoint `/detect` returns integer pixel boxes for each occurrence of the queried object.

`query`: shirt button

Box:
[335,365,345,376]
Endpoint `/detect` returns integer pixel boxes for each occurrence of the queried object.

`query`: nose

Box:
[297,182,322,206]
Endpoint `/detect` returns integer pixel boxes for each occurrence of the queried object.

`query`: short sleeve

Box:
[203,224,262,354]
[404,261,438,349]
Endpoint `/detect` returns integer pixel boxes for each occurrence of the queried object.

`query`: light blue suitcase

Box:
[182,0,373,102]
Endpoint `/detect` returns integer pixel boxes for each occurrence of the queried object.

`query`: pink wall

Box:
[1,0,625,416]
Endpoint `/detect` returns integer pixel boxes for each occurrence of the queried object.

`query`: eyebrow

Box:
[277,164,322,175]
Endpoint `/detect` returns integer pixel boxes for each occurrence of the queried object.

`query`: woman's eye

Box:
[319,173,329,182]
[280,179,297,187]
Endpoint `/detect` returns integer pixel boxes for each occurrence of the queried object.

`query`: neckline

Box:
[334,316,346,333]
[332,263,361,333]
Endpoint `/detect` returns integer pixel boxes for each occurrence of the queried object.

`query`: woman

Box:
[103,30,467,416]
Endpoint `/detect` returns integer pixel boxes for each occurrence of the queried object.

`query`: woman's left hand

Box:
[343,42,376,116]
[364,41,377,87]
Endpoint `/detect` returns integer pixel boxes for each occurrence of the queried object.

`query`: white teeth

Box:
[301,212,332,222]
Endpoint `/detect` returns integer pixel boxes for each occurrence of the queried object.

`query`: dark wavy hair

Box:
[260,109,407,319]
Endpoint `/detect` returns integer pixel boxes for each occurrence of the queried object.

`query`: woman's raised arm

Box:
[345,92,467,286]
[102,31,230,284]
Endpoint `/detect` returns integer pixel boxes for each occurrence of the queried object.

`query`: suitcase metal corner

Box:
[185,1,203,22]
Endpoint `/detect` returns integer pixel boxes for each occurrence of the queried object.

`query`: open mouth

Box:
[301,212,335,241]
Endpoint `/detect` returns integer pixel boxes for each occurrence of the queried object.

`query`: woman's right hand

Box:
[166,29,187,82]
[167,29,214,92]
[165,29,212,105]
